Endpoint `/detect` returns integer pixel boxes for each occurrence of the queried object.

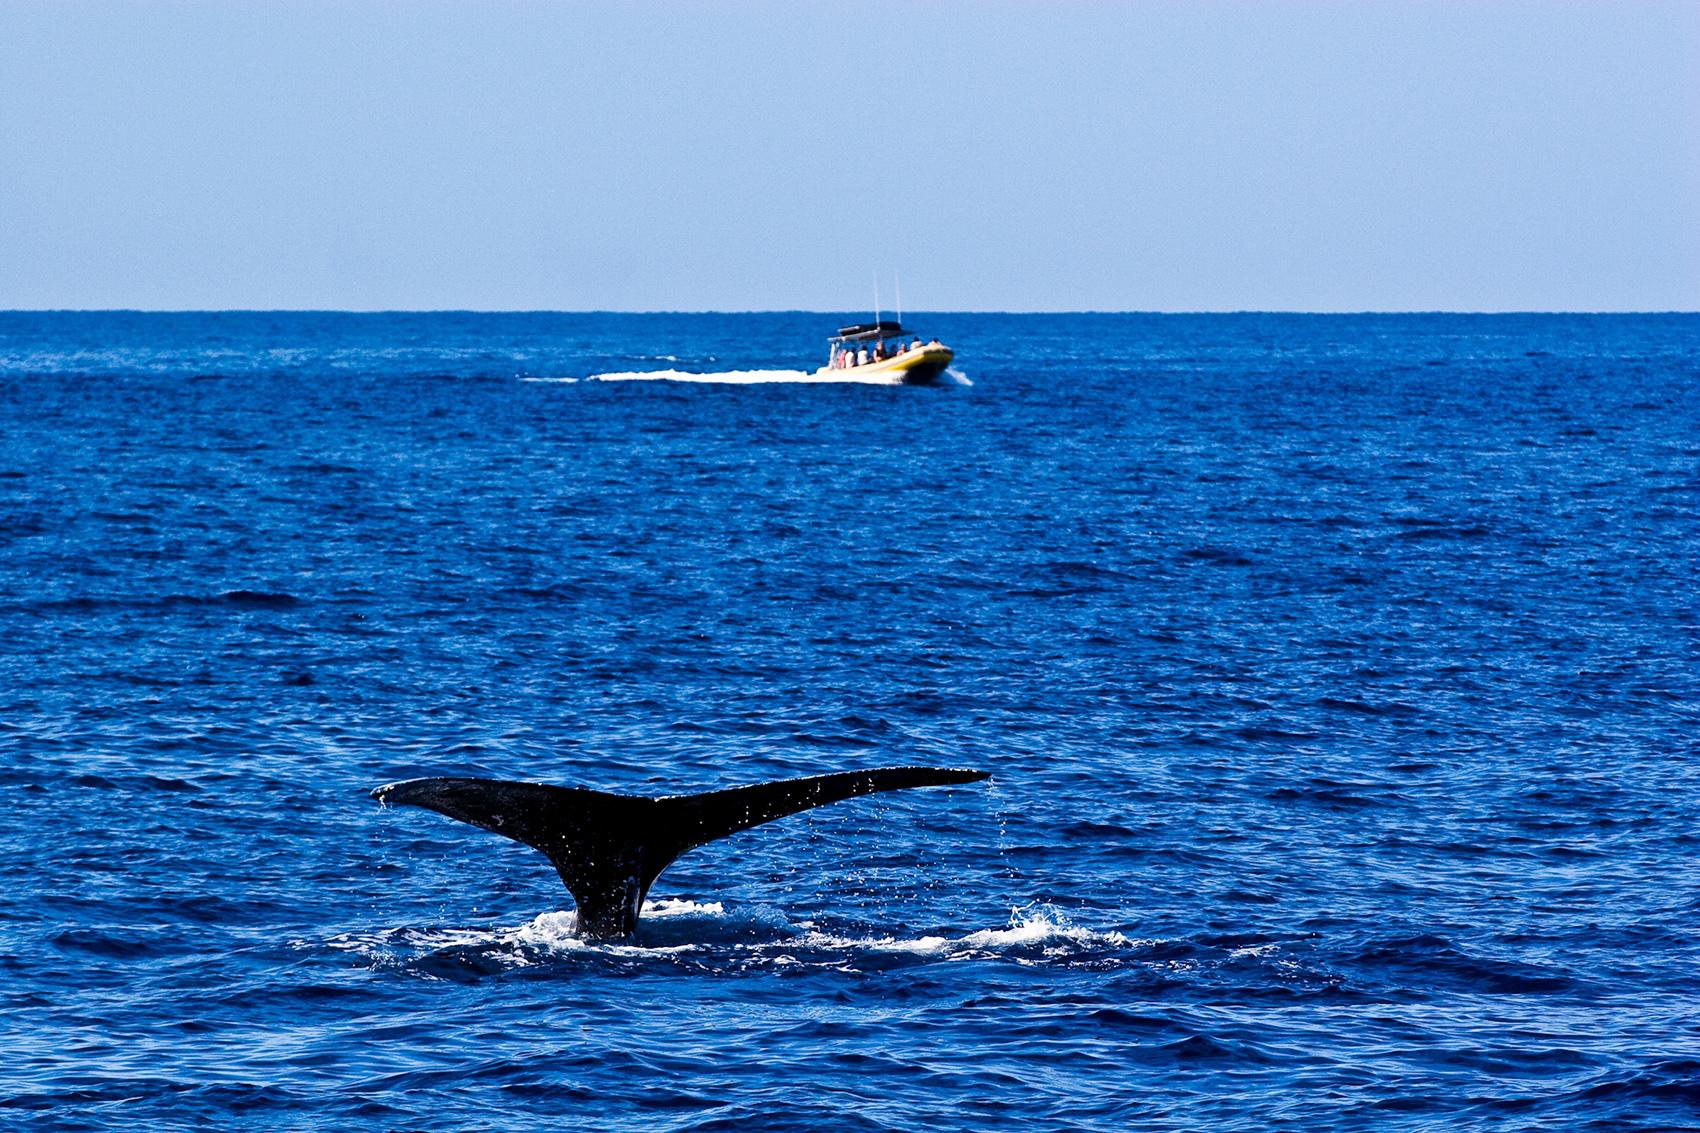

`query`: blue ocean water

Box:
[2,311,1698,1131]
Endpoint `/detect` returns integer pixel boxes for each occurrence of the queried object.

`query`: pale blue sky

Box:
[1,2,1695,311]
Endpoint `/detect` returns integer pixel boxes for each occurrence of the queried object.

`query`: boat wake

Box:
[582,368,911,385]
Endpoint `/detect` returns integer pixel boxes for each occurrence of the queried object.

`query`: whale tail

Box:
[371,766,990,938]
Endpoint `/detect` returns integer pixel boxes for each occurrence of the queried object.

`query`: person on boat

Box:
[856,346,869,366]
[912,337,924,352]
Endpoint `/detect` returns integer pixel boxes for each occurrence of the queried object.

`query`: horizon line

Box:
[3,307,1697,317]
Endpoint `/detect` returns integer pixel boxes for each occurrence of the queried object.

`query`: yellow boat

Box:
[818,321,954,384]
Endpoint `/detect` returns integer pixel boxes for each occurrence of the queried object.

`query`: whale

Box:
[371,766,990,939]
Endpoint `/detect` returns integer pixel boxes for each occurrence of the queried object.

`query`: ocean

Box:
[2,311,1697,1130]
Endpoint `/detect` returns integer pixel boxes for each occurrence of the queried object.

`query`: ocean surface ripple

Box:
[2,311,1698,1131]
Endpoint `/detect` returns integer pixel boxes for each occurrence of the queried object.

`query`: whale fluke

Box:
[371,766,990,939]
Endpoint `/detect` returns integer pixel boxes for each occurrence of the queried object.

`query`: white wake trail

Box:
[584,368,911,386]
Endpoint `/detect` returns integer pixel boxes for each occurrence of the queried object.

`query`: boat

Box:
[818,320,953,384]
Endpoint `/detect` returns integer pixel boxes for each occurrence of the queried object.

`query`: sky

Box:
[1,1,1696,311]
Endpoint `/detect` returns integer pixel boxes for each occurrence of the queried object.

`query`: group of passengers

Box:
[830,337,939,369]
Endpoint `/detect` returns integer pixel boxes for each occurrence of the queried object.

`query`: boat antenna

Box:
[895,272,902,327]
[873,271,881,325]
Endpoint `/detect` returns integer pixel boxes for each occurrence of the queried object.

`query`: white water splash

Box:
[508,899,729,951]
[642,897,727,919]
[324,902,725,965]
[328,900,1133,971]
[804,904,1132,958]
[947,367,973,386]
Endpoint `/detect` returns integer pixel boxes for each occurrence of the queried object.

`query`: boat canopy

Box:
[830,321,911,344]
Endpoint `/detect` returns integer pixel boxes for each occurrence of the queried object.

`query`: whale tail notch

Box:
[371,766,990,939]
